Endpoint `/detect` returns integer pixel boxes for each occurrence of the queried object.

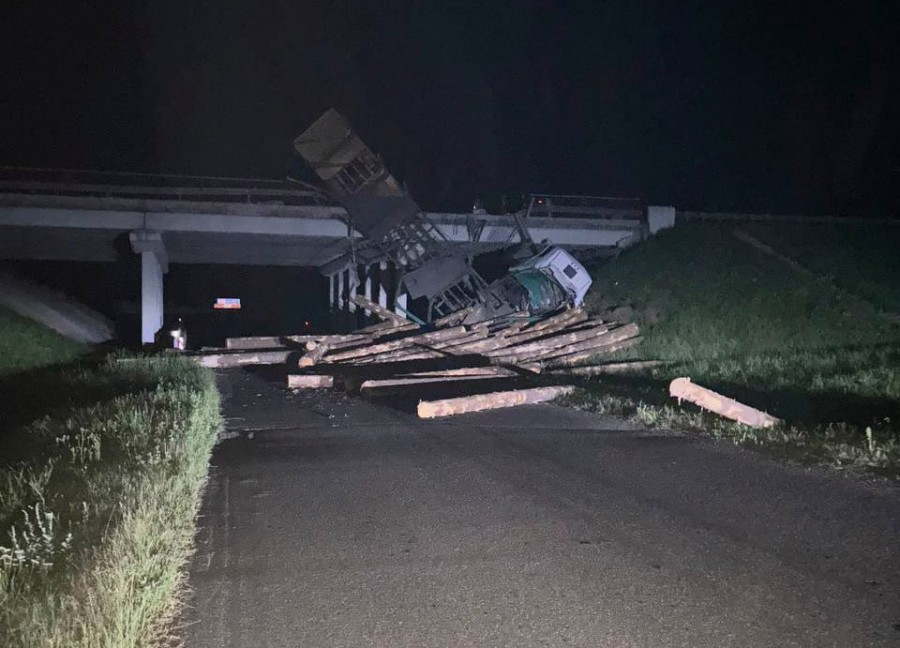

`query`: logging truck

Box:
[293,109,592,322]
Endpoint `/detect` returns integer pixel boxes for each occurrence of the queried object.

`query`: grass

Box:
[744,221,900,315]
[0,354,221,647]
[576,221,900,476]
[0,306,87,376]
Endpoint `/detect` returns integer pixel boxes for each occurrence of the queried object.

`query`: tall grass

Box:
[579,222,900,474]
[0,306,86,376]
[0,355,221,646]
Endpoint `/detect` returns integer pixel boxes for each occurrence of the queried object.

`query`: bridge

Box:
[0,171,672,343]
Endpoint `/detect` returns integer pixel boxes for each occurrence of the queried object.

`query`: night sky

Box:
[2,1,898,215]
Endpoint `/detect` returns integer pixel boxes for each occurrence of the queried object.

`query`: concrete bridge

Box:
[0,176,668,342]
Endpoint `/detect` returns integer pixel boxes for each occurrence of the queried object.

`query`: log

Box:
[497,308,589,346]
[486,321,609,359]
[299,343,331,368]
[226,334,332,350]
[551,360,667,376]
[354,320,418,334]
[194,349,292,368]
[528,322,640,363]
[360,372,514,392]
[352,331,488,364]
[669,377,781,428]
[287,374,334,389]
[417,385,575,419]
[321,326,470,363]
[433,306,474,328]
[541,335,642,368]
[399,366,523,378]
[304,333,372,351]
[348,293,411,326]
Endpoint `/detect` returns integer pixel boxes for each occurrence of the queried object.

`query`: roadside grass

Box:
[743,221,900,315]
[0,354,221,647]
[576,222,900,476]
[0,306,87,376]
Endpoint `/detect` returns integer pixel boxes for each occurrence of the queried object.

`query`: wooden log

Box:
[304,333,373,351]
[348,293,411,326]
[497,308,589,346]
[433,306,474,328]
[528,322,640,362]
[194,349,292,368]
[417,385,575,419]
[541,335,642,369]
[321,326,470,363]
[360,373,513,392]
[226,334,336,349]
[352,331,489,364]
[551,360,668,376]
[287,374,334,389]
[669,377,781,428]
[299,343,331,368]
[486,321,609,359]
[354,320,418,334]
[525,307,586,333]
[399,366,522,378]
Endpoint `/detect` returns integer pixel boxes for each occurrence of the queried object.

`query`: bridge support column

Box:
[377,261,388,309]
[129,230,168,345]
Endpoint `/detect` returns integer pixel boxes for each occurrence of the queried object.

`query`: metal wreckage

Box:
[292,108,592,324]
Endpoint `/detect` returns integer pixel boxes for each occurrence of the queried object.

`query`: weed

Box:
[0,355,221,647]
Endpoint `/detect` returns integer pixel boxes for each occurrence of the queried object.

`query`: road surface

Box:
[183,367,900,647]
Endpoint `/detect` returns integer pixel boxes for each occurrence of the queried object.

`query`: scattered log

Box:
[433,306,475,328]
[348,293,411,326]
[399,366,523,379]
[486,321,609,360]
[287,374,334,389]
[304,333,373,351]
[194,349,293,368]
[669,377,781,428]
[321,326,470,364]
[360,372,514,392]
[551,360,668,376]
[226,334,335,350]
[298,343,331,368]
[527,322,640,363]
[417,385,575,419]
[354,320,418,334]
[541,335,642,369]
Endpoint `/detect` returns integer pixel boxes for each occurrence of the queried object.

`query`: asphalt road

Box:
[183,367,900,647]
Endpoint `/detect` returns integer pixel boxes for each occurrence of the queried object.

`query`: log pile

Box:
[280,306,641,417]
[194,304,642,417]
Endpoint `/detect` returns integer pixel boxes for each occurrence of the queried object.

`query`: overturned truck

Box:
[293,109,591,323]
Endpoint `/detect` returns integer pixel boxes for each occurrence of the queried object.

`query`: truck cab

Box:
[510,245,592,306]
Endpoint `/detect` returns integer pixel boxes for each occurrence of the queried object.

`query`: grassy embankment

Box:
[0,306,221,646]
[573,221,900,475]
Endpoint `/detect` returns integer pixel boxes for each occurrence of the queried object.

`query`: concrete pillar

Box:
[647,206,676,234]
[328,273,337,310]
[129,230,168,345]
[396,290,408,314]
[347,268,357,313]
[378,262,389,309]
[365,269,374,304]
[336,270,345,312]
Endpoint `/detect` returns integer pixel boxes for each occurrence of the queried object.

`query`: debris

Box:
[417,385,575,418]
[669,377,780,428]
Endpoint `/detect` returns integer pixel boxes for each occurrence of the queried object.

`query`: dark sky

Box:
[2,1,898,214]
